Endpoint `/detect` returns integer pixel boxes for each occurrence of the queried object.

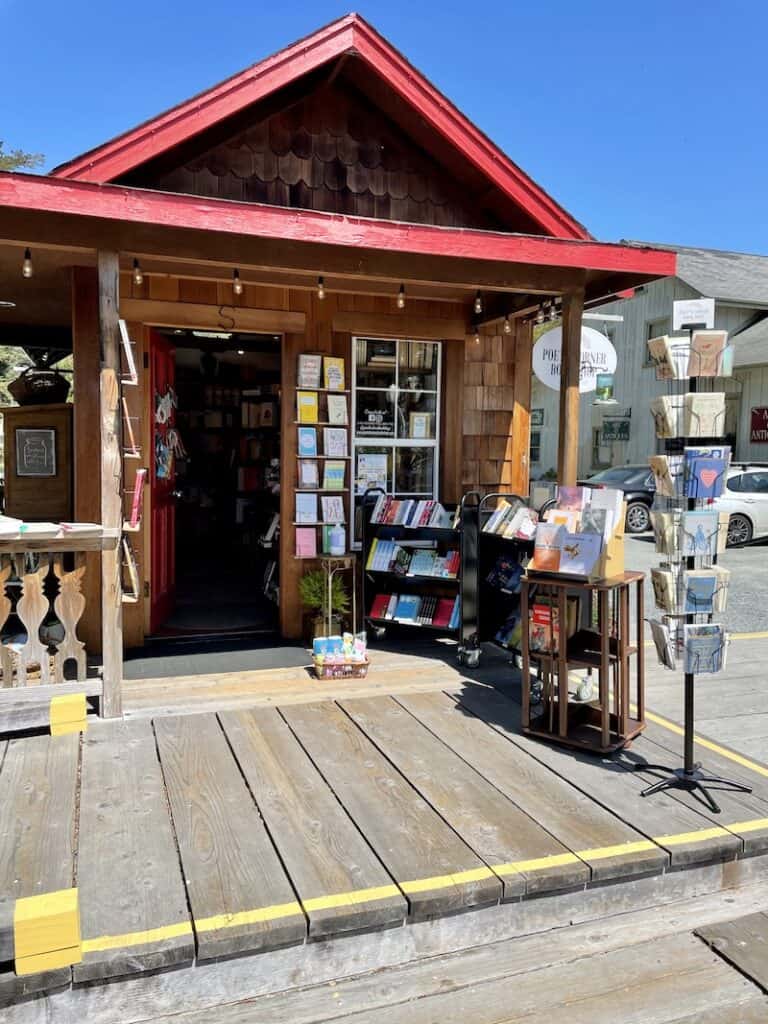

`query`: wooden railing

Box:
[0,532,119,732]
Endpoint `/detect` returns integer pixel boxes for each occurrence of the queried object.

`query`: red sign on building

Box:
[750,407,768,443]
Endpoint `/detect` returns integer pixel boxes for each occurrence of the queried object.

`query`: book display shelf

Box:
[360,490,480,661]
[294,353,352,561]
[640,306,752,812]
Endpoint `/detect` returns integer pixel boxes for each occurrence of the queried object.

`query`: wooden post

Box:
[510,318,533,496]
[71,267,103,652]
[557,287,585,487]
[98,251,123,718]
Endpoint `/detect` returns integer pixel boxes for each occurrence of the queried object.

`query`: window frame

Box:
[644,316,670,367]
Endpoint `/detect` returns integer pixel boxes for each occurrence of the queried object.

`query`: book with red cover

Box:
[370,593,393,620]
[129,468,147,528]
[529,602,558,653]
[432,598,455,628]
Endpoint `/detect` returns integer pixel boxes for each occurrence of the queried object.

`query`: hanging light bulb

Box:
[233,269,243,296]
[535,305,546,325]
[474,330,481,345]
[317,275,325,300]
[132,258,143,286]
[397,284,406,309]
[549,301,558,321]
[474,290,483,315]
[22,248,33,279]
[503,314,512,335]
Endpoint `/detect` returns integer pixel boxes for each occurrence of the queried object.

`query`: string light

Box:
[474,291,483,315]
[474,330,481,345]
[233,269,243,296]
[549,301,558,321]
[503,315,512,335]
[22,248,33,279]
[535,306,546,325]
[397,284,406,309]
[132,259,143,286]
[317,276,325,300]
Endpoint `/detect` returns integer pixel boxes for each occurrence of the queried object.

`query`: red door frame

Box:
[149,330,176,633]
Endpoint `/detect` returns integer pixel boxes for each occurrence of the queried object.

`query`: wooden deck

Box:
[2,661,768,1010]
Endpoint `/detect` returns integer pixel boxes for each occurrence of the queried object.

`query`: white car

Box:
[713,465,768,545]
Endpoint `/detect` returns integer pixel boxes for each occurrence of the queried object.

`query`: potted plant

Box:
[298,569,351,641]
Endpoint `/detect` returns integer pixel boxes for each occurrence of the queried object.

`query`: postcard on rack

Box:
[297,353,322,389]
[295,492,318,524]
[650,394,684,438]
[556,485,587,513]
[646,335,680,381]
[651,567,678,613]
[321,495,346,523]
[687,330,729,378]
[684,624,726,674]
[649,454,684,499]
[681,511,720,558]
[683,445,731,500]
[323,460,346,490]
[323,427,348,457]
[651,511,679,556]
[295,527,317,558]
[558,532,603,577]
[530,523,565,573]
[323,356,346,391]
[683,392,726,437]
[650,619,676,670]
[684,570,719,613]
[297,390,319,424]
[298,459,319,489]
[327,394,348,425]
[298,426,318,457]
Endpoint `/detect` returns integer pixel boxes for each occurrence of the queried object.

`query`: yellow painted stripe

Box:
[195,900,304,932]
[493,852,581,876]
[640,707,768,780]
[400,866,495,894]
[576,839,659,861]
[730,630,768,640]
[82,921,193,954]
[302,884,401,912]
[726,817,768,834]
[654,826,731,846]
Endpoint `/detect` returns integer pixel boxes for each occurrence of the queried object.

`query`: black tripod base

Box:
[633,762,752,814]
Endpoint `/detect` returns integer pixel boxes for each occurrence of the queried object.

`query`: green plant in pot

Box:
[299,569,351,641]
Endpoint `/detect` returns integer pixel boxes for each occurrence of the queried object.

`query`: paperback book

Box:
[323,427,348,458]
[327,394,348,425]
[322,460,346,490]
[650,619,676,670]
[323,356,345,391]
[321,495,345,524]
[298,426,318,457]
[297,390,319,424]
[298,459,319,488]
[529,523,565,573]
[683,392,726,437]
[295,493,318,524]
[295,527,317,558]
[558,532,603,577]
[297,353,322,389]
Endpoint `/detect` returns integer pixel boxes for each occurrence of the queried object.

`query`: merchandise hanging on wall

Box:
[639,300,752,812]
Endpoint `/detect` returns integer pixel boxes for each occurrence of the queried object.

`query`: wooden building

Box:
[0,14,675,717]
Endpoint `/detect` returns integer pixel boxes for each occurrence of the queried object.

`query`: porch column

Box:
[557,287,585,486]
[98,251,123,717]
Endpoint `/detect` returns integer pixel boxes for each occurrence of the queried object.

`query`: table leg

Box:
[521,581,530,730]
[557,587,568,738]
[599,590,610,750]
[619,583,630,737]
[636,577,645,724]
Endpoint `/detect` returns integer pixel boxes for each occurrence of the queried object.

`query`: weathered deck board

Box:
[0,733,79,965]
[280,701,501,918]
[154,714,306,959]
[75,719,195,982]
[448,684,742,866]
[397,691,668,882]
[342,696,586,897]
[666,999,768,1023]
[220,707,407,937]
[696,911,768,992]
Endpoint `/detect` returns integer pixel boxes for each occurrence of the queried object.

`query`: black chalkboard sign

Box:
[15,428,56,477]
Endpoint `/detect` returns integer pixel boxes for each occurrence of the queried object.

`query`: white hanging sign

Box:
[672,297,715,330]
[532,326,617,394]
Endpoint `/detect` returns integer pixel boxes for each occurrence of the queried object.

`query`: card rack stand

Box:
[476,493,535,663]
[360,489,480,661]
[637,318,752,813]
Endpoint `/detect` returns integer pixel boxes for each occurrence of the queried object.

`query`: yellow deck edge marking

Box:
[15,946,83,975]
[654,826,731,846]
[638,706,768,779]
[400,866,495,894]
[302,884,401,913]
[82,921,193,954]
[493,852,581,876]
[576,839,659,861]
[195,900,304,932]
[50,693,87,737]
[14,887,81,975]
[725,817,768,834]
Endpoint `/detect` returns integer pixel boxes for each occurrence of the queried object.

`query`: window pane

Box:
[395,447,434,494]
[355,388,395,438]
[355,338,396,389]
[399,341,439,391]
[726,475,743,493]
[397,391,437,439]
[354,447,392,495]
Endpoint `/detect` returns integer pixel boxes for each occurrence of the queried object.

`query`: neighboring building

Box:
[530,244,768,478]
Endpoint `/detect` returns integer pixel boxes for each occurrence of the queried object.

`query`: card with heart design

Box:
[683,445,731,500]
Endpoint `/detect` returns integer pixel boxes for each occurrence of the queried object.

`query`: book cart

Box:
[360,490,481,663]
[641,305,751,813]
[476,493,535,667]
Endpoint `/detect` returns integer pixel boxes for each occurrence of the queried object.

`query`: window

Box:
[644,317,670,367]
[352,337,442,543]
[730,471,768,494]
[530,430,541,464]
[592,428,612,470]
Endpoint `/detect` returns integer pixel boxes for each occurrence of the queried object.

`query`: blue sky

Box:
[2,0,766,253]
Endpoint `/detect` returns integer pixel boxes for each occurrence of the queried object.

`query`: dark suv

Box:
[581,465,656,534]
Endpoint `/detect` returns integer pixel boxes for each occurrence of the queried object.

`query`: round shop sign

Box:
[532,325,617,393]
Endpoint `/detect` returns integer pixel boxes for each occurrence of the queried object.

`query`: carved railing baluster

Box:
[13,553,52,685]
[0,557,13,686]
[52,553,87,683]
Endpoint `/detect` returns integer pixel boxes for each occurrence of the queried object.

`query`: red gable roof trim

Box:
[51,14,589,241]
[0,172,676,280]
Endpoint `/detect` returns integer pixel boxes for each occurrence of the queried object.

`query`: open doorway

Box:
[154,328,281,638]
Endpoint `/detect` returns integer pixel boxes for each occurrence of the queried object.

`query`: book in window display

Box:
[297,390,319,424]
[298,427,318,457]
[297,354,322,389]
[323,427,348,458]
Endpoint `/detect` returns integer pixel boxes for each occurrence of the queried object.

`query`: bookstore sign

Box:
[532,326,617,394]
[750,406,768,443]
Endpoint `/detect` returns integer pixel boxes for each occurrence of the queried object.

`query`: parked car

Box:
[539,465,655,533]
[714,465,768,545]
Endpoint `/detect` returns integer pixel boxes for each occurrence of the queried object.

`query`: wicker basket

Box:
[312,658,370,680]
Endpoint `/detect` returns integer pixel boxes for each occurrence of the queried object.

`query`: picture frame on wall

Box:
[15,428,56,477]
[408,412,432,439]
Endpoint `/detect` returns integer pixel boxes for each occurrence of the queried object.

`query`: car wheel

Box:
[727,514,753,546]
[625,501,650,534]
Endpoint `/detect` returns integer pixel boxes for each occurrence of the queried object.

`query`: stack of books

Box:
[482,501,538,540]
[369,496,454,528]
[366,539,460,577]
[368,593,460,628]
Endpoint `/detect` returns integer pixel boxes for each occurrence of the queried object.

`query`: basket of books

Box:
[311,632,370,679]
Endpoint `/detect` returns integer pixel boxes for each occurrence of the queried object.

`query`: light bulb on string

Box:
[317,276,325,300]
[549,301,558,321]
[503,315,512,335]
[397,284,406,309]
[22,248,33,279]
[474,330,481,345]
[233,269,243,296]
[132,259,143,286]
[474,291,483,315]
[535,306,545,325]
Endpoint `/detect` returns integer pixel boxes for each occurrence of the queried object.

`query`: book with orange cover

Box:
[530,523,564,572]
